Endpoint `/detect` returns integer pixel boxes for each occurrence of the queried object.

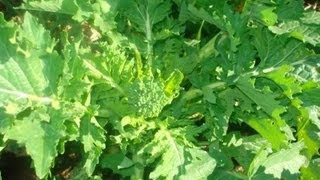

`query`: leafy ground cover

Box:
[0,0,320,179]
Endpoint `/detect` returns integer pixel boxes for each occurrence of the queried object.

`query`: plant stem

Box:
[145,6,153,66]
[131,154,144,180]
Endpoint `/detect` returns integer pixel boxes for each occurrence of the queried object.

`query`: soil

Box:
[0,152,38,180]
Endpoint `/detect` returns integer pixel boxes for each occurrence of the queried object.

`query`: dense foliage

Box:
[0,0,320,179]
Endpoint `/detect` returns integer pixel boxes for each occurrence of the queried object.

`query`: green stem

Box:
[226,171,249,180]
[145,6,153,66]
[196,20,205,50]
[131,154,144,180]
[132,44,143,79]
[203,81,227,90]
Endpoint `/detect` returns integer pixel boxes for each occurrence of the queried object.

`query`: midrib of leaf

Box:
[145,8,153,64]
[17,4,74,16]
[165,131,184,175]
[44,55,56,95]
[82,59,124,94]
[0,58,43,96]
[260,31,272,67]
[272,43,302,68]
[0,75,16,91]
[236,78,280,117]
[0,88,53,104]
[226,170,248,180]
[134,2,153,65]
[15,58,40,95]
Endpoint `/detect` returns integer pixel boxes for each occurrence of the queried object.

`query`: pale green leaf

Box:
[245,118,289,150]
[149,129,216,180]
[179,148,217,180]
[118,0,172,33]
[4,108,65,179]
[250,142,307,179]
[297,106,320,158]
[222,134,269,171]
[19,12,56,50]
[0,12,63,110]
[128,70,182,118]
[164,70,184,97]
[21,0,77,15]
[80,114,106,175]
[266,65,302,98]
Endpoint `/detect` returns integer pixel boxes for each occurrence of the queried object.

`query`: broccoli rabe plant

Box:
[0,0,320,179]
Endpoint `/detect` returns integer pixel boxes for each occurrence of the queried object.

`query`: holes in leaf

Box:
[0,151,36,180]
[171,2,179,19]
[16,107,32,120]
[123,124,135,133]
[52,141,82,179]
[0,2,4,12]
[231,157,244,173]
[227,122,257,136]
[0,0,23,20]
[235,165,244,173]
[179,49,186,57]
[254,77,284,97]
[304,0,320,11]
[194,117,205,127]
[234,99,240,107]
[253,57,261,67]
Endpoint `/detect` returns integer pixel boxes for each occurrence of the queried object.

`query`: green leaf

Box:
[148,130,216,179]
[80,114,106,175]
[0,1,319,179]
[269,11,320,46]
[291,55,320,82]
[128,70,182,118]
[243,0,277,26]
[219,87,254,117]
[301,158,320,179]
[276,0,304,21]
[0,12,63,110]
[19,12,56,50]
[299,88,320,106]
[249,142,307,179]
[128,77,170,118]
[21,0,78,15]
[187,4,224,29]
[260,7,277,26]
[164,69,184,97]
[179,148,217,180]
[100,152,135,176]
[221,134,269,171]
[118,0,172,33]
[245,118,289,150]
[4,108,65,179]
[236,76,284,118]
[252,28,312,70]
[266,65,302,98]
[297,106,320,158]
